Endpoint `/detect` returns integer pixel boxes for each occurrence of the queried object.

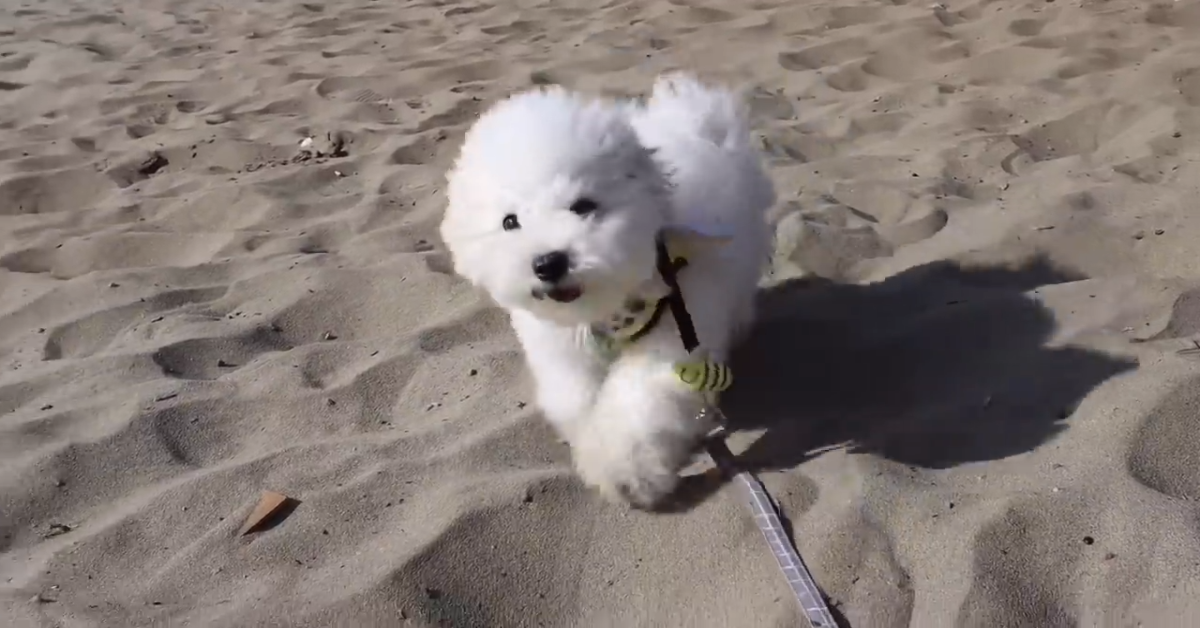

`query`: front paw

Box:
[572,425,700,509]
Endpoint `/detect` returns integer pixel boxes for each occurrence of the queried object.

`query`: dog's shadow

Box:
[671,255,1138,509]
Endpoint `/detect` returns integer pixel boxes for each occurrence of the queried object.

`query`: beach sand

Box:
[4,0,1200,626]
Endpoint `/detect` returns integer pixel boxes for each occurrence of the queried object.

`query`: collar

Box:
[589,234,692,355]
[587,232,731,397]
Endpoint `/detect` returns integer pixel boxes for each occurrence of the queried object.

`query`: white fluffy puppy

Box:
[440,73,776,508]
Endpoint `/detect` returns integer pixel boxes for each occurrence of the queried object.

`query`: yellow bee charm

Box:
[673,359,733,393]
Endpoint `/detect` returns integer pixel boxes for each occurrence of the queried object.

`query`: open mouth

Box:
[532,285,583,303]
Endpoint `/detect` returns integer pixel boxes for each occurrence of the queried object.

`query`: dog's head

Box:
[440,87,671,326]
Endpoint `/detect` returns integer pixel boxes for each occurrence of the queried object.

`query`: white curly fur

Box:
[440,73,776,508]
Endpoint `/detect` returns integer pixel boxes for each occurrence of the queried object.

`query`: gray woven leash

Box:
[653,236,836,626]
[700,410,838,628]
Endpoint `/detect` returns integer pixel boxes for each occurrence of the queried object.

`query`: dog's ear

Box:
[661,223,733,258]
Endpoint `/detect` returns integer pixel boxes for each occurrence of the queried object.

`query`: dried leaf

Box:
[239,490,295,535]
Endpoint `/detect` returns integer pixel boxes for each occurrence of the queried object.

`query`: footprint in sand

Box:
[773,196,948,281]
[0,168,114,216]
[959,495,1093,626]
[1009,18,1047,37]
[151,327,294,380]
[777,37,869,72]
[1127,377,1200,501]
[42,287,229,361]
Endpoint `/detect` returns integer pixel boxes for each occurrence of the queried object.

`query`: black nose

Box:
[532,251,570,283]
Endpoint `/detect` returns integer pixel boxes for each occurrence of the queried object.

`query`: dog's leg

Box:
[511,312,605,441]
[527,352,604,443]
[571,353,708,508]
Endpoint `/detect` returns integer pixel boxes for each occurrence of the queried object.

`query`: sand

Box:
[3,0,1200,626]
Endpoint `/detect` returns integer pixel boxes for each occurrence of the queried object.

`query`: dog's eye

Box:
[502,214,520,231]
[568,197,599,215]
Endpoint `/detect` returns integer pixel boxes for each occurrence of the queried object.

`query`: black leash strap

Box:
[654,236,698,352]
